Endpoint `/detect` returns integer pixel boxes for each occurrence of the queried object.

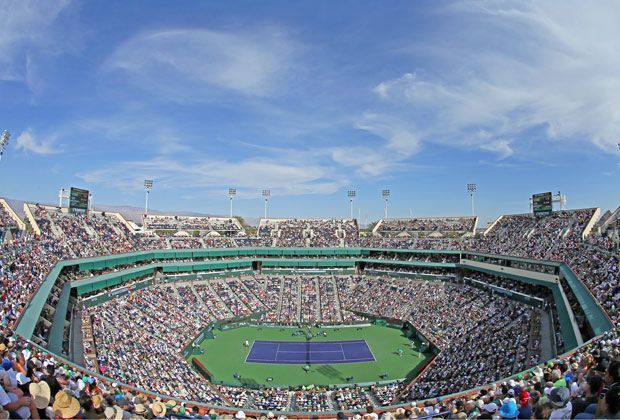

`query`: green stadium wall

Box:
[15,247,613,362]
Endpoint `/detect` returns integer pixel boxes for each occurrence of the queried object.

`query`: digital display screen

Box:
[69,187,89,213]
[532,192,553,214]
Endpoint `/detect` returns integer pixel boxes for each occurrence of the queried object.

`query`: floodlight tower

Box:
[228,188,236,218]
[144,179,153,216]
[467,183,477,216]
[555,191,567,211]
[382,189,390,219]
[347,190,356,219]
[0,130,10,162]
[262,189,270,219]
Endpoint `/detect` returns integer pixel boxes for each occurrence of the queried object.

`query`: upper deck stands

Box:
[258,218,359,247]
[143,214,244,237]
[374,216,477,238]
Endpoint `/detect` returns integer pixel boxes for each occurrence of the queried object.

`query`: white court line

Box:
[365,341,377,362]
[274,342,282,362]
[246,341,375,363]
[246,358,374,363]
[340,340,376,362]
[276,350,344,353]
[243,340,257,364]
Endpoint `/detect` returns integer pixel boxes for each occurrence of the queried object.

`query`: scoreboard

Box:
[532,192,553,214]
[69,187,89,214]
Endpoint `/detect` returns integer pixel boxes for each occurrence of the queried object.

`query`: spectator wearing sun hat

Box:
[29,380,50,418]
[133,403,147,419]
[499,401,518,419]
[104,405,124,420]
[53,390,81,419]
[151,401,167,418]
[80,394,106,419]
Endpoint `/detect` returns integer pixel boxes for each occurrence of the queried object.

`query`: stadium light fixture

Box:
[58,187,70,208]
[382,189,390,219]
[262,189,271,219]
[229,188,237,218]
[0,130,10,162]
[467,183,477,216]
[144,179,154,217]
[347,190,356,219]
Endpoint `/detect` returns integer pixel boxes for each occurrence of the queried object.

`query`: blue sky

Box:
[0,0,619,225]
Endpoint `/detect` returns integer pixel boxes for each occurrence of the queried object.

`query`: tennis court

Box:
[192,325,430,387]
[246,339,375,364]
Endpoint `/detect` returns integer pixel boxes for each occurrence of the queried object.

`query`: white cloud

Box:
[327,112,422,176]
[366,1,620,158]
[77,156,346,196]
[104,28,296,101]
[355,112,421,156]
[0,0,73,89]
[76,113,191,155]
[480,140,514,159]
[330,146,402,177]
[14,129,61,155]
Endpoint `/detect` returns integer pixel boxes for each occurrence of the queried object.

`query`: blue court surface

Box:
[245,340,375,364]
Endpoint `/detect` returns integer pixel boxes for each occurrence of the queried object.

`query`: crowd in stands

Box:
[333,387,375,411]
[1,198,619,417]
[218,384,403,413]
[87,284,222,403]
[365,250,460,264]
[0,233,66,336]
[170,237,204,249]
[277,277,300,323]
[475,209,619,330]
[292,389,331,412]
[78,274,544,412]
[259,219,359,247]
[264,276,362,325]
[31,205,147,257]
[1,320,619,418]
[216,386,290,412]
[377,217,477,237]
[250,389,289,412]
[363,209,618,333]
[235,237,274,247]
[0,202,18,241]
[193,283,234,320]
[211,281,254,318]
[464,273,564,353]
[347,278,542,399]
[144,215,242,236]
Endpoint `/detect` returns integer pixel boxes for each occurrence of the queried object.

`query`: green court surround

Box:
[188,325,431,388]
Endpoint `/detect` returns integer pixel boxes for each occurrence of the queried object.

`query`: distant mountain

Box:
[93,204,208,223]
[1,197,261,226]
